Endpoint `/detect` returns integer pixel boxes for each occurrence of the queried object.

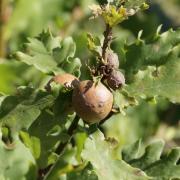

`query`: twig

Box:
[55,115,80,154]
[101,24,113,61]
[99,111,114,125]
[41,115,80,180]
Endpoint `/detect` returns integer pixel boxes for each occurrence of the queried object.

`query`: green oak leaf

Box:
[128,140,165,170]
[62,57,82,77]
[0,130,37,180]
[53,37,76,64]
[0,86,74,169]
[113,90,138,114]
[122,139,180,180]
[122,139,142,162]
[28,110,70,168]
[75,132,88,162]
[46,160,98,180]
[125,50,180,103]
[0,87,55,135]
[81,130,150,180]
[123,28,180,81]
[16,31,81,76]
[23,85,75,168]
[103,100,159,146]
[19,131,41,160]
[16,31,62,74]
[122,28,180,103]
[66,163,98,180]
[0,61,27,94]
[145,148,180,180]
[44,149,78,180]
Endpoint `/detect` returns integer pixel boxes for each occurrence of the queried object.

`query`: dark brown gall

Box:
[107,70,125,90]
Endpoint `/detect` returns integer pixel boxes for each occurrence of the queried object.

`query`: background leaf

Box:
[0,87,55,135]
[122,29,180,103]
[122,139,180,180]
[0,131,37,179]
[82,130,150,180]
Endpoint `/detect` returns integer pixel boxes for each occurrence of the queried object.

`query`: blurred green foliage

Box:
[0,0,179,179]
[1,0,179,144]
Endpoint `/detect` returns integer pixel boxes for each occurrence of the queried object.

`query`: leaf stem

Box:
[41,115,80,180]
[101,24,112,61]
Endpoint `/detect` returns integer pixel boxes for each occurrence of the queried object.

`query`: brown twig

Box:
[94,24,113,79]
[101,24,113,61]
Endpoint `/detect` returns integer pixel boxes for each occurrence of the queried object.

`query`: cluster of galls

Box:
[99,50,125,90]
[46,51,125,124]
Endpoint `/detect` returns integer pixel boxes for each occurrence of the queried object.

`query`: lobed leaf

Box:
[82,130,150,180]
[123,28,180,103]
[0,87,55,135]
[122,139,180,180]
[0,131,37,179]
[16,31,81,76]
